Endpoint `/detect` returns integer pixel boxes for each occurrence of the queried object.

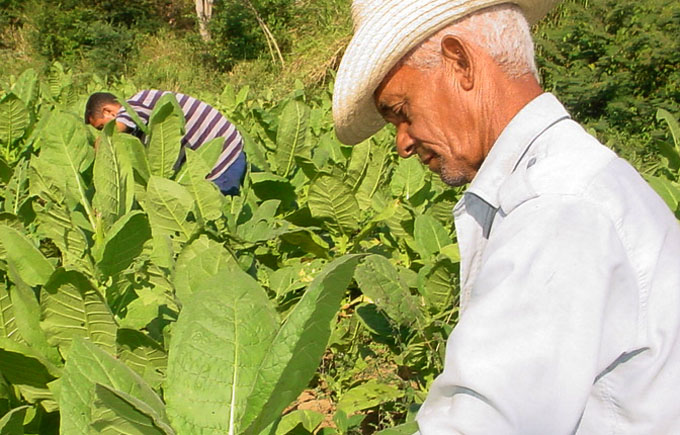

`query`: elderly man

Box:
[333,0,680,433]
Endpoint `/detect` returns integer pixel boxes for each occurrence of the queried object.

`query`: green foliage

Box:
[0,67,461,432]
[26,0,186,78]
[644,109,680,218]
[535,0,680,158]
[0,44,675,431]
[206,0,296,70]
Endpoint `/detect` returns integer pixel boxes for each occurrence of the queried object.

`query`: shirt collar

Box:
[465,92,571,209]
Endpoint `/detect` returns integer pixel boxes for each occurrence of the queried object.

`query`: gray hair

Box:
[403,4,538,81]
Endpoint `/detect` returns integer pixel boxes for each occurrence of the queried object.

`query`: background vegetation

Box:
[0,0,678,433]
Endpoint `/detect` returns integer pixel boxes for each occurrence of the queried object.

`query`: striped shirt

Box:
[116,90,243,180]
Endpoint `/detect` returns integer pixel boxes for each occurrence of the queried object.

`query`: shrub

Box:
[534,0,680,158]
[205,0,295,71]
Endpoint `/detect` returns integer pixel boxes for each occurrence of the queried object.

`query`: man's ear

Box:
[441,35,474,91]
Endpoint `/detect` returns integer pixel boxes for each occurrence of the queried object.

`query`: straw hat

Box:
[332,0,558,145]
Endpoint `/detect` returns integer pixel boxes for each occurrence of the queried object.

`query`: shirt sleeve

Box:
[116,90,151,131]
[416,194,638,434]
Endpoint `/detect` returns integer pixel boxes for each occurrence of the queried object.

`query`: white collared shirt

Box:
[416,93,680,434]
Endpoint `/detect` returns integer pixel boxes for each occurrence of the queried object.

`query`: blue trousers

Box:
[211,152,246,196]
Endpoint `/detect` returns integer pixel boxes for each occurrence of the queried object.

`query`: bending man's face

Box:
[374,61,486,187]
[88,103,121,130]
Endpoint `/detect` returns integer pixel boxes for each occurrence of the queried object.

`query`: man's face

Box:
[374,61,487,187]
[88,103,120,130]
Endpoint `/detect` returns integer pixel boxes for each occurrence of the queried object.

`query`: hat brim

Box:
[332,0,557,145]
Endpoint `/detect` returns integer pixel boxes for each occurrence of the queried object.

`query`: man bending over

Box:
[85,90,246,195]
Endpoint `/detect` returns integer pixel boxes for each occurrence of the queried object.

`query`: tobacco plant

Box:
[0,65,463,434]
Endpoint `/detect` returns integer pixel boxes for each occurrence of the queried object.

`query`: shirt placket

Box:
[454,195,491,313]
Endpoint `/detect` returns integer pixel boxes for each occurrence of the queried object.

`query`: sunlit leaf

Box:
[96,211,151,278]
[308,174,359,234]
[90,384,175,434]
[355,255,424,327]
[242,255,361,434]
[93,126,135,230]
[40,269,117,354]
[391,157,426,200]
[147,95,184,179]
[336,380,404,416]
[274,99,310,177]
[165,269,279,435]
[0,225,54,287]
[0,93,29,151]
[60,338,169,435]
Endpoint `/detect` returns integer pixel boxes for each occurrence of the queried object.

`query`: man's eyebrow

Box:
[377,101,392,116]
[377,99,403,117]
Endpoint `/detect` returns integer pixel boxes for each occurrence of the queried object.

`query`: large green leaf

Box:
[117,329,167,390]
[274,99,310,177]
[345,139,372,191]
[144,176,196,246]
[644,174,680,213]
[147,96,184,179]
[96,211,151,278]
[274,409,324,435]
[179,148,224,223]
[35,201,92,273]
[413,214,453,259]
[117,288,167,332]
[40,269,117,354]
[0,214,22,260]
[35,112,94,223]
[356,139,392,210]
[380,198,413,240]
[241,130,269,172]
[657,108,680,153]
[249,172,296,208]
[241,255,361,434]
[12,68,39,108]
[3,158,29,215]
[0,93,29,151]
[60,338,169,435]
[354,255,424,327]
[279,228,330,259]
[0,405,29,434]
[90,384,175,435]
[236,199,282,243]
[0,225,54,287]
[8,276,62,365]
[0,157,10,183]
[417,257,458,313]
[0,283,20,342]
[117,134,151,184]
[93,126,135,230]
[28,160,64,204]
[336,380,404,416]
[165,269,279,435]
[307,174,360,234]
[175,136,224,184]
[391,157,426,200]
[0,337,60,387]
[172,235,240,303]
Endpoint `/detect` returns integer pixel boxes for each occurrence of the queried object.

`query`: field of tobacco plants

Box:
[0,64,465,434]
[1,63,678,434]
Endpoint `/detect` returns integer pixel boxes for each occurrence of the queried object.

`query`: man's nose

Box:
[395,123,416,158]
